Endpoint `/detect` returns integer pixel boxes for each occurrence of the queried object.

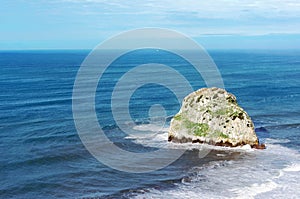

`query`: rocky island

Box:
[168,87,265,149]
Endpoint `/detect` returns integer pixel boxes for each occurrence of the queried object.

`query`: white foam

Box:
[231,180,278,199]
[125,123,169,141]
[230,142,300,198]
[283,163,300,172]
[128,124,255,154]
[129,136,300,199]
[132,123,169,133]
[265,138,291,144]
[127,124,300,198]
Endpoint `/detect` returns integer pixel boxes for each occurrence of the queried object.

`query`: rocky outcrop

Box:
[168,87,265,149]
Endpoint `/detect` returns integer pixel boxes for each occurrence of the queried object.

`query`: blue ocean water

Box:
[1,49,300,198]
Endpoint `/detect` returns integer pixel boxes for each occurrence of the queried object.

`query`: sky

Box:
[1,0,300,50]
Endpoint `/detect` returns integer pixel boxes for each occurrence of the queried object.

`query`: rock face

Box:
[168,87,261,148]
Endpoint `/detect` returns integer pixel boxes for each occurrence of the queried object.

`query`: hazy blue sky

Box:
[1,0,300,49]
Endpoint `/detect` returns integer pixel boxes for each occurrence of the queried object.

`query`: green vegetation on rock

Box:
[213,107,244,120]
[193,123,209,137]
[213,130,229,139]
[169,87,259,147]
[173,114,209,137]
[173,114,182,121]
[214,108,229,116]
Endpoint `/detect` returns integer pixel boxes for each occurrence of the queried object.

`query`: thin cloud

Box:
[2,0,300,49]
[63,0,300,19]
[56,0,300,36]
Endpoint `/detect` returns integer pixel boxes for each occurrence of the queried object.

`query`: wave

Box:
[128,142,300,199]
[126,123,254,152]
[264,123,300,130]
[121,124,300,199]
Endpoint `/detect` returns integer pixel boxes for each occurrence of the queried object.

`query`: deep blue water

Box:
[1,49,300,198]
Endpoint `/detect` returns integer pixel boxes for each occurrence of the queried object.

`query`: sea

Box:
[1,49,300,198]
